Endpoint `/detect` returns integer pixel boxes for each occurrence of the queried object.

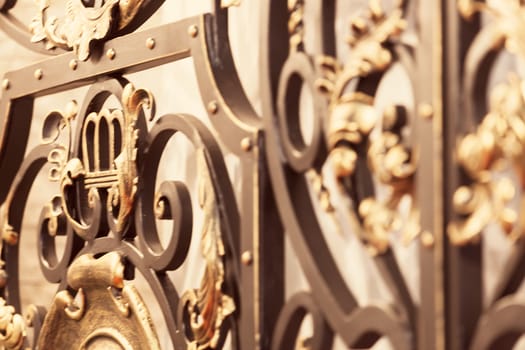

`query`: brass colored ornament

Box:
[30,0,147,60]
[180,149,235,350]
[37,252,160,349]
[313,0,419,253]
[449,77,525,244]
[57,83,153,238]
[0,298,26,350]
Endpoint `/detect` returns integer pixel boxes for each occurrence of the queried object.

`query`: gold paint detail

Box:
[106,48,116,60]
[180,150,235,350]
[221,0,241,8]
[0,298,26,350]
[313,1,418,254]
[1,79,9,90]
[37,252,161,349]
[146,37,155,50]
[449,76,525,245]
[288,0,304,52]
[30,0,147,61]
[57,84,153,236]
[188,25,199,38]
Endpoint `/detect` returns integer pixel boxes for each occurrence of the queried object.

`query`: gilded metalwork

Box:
[180,149,235,350]
[37,252,161,349]
[30,0,147,60]
[449,0,525,245]
[287,0,304,52]
[315,0,418,253]
[56,83,153,237]
[449,77,525,244]
[0,298,26,350]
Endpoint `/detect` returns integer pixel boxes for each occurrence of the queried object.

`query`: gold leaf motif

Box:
[0,298,26,350]
[449,77,525,244]
[181,149,235,350]
[58,83,153,237]
[30,0,146,60]
[311,0,418,253]
[220,0,241,8]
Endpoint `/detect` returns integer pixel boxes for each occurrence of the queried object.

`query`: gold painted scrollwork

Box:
[180,149,235,350]
[37,252,161,349]
[30,0,147,60]
[313,0,419,254]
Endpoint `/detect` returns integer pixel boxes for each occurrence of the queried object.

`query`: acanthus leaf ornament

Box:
[313,0,419,254]
[30,0,147,60]
[180,149,235,350]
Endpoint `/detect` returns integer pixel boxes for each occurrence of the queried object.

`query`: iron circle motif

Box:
[276,52,326,173]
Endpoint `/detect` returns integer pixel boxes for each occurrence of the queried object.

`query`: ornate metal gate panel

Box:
[0,1,522,349]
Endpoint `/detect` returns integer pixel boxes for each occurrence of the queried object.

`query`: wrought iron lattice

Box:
[0,0,523,349]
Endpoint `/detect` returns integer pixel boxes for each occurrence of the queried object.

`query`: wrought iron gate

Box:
[0,0,523,349]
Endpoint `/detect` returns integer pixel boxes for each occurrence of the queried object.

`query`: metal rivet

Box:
[146,37,155,49]
[421,231,434,248]
[2,79,9,90]
[188,25,199,38]
[207,101,218,114]
[69,59,78,70]
[106,48,116,60]
[241,137,253,151]
[241,251,253,266]
[34,69,43,80]
[419,103,433,119]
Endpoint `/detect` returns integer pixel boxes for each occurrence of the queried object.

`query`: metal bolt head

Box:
[146,37,155,49]
[421,231,434,248]
[207,101,218,114]
[2,79,9,90]
[419,103,433,119]
[241,251,253,266]
[188,25,199,38]
[34,69,43,80]
[106,48,116,60]
[69,59,78,70]
[241,137,253,151]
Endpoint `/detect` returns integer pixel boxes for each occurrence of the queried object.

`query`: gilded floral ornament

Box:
[0,298,26,350]
[458,0,525,58]
[180,149,235,350]
[313,0,418,253]
[449,77,525,244]
[30,0,147,60]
